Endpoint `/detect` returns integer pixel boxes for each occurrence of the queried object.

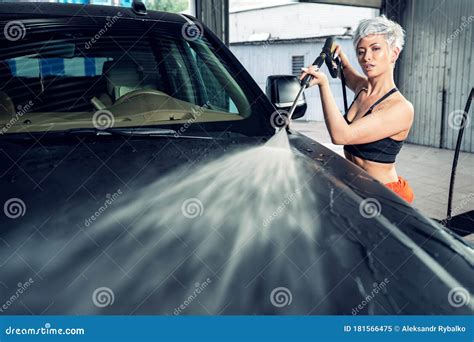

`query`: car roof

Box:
[0,1,191,24]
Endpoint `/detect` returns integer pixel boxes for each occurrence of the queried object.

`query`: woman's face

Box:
[356,34,398,77]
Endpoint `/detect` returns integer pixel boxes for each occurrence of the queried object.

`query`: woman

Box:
[300,15,415,203]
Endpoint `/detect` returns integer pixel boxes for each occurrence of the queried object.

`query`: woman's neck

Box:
[365,70,396,97]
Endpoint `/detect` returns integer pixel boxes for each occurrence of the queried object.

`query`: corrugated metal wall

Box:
[196,0,229,45]
[392,0,473,152]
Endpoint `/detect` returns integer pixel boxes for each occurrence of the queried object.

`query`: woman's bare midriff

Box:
[344,150,399,184]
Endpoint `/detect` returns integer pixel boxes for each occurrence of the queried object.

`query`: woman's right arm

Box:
[334,45,367,93]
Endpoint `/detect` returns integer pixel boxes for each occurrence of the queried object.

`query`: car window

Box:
[190,46,239,114]
[0,18,254,133]
[149,31,246,115]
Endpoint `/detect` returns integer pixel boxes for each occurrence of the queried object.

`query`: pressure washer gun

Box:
[286,37,348,125]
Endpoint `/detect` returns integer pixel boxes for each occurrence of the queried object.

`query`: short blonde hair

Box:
[353,15,405,52]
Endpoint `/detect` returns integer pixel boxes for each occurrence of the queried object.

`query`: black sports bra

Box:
[343,87,403,164]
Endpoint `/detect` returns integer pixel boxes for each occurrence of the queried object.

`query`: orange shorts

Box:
[385,176,414,203]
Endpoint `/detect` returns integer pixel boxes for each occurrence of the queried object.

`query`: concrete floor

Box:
[292,121,474,220]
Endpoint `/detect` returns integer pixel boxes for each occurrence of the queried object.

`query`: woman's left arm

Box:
[301,66,414,145]
[317,80,350,144]
[321,81,413,145]
[341,102,414,145]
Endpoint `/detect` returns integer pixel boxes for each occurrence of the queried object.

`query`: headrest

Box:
[103,60,144,100]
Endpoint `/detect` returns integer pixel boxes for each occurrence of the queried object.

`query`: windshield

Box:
[0,15,273,136]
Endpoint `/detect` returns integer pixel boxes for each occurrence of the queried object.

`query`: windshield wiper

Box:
[102,127,214,139]
[66,127,178,137]
[0,127,215,140]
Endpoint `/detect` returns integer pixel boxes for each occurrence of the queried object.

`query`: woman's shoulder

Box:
[370,90,413,119]
[393,92,414,115]
[382,92,414,123]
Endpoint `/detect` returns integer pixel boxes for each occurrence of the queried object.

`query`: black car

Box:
[0,1,472,315]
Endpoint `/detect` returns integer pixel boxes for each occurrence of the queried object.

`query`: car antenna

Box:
[132,0,147,15]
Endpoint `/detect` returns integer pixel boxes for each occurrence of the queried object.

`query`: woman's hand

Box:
[299,65,329,88]
[333,44,348,66]
[333,44,342,59]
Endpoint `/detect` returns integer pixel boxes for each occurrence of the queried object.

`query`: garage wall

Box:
[230,38,361,121]
[195,0,229,45]
[391,0,474,152]
[230,3,377,43]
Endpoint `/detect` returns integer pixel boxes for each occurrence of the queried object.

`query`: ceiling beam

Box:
[299,0,382,9]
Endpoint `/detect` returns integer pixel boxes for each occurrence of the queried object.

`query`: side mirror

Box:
[266,75,307,120]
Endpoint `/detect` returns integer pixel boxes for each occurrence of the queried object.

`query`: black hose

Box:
[339,61,348,114]
[446,87,473,224]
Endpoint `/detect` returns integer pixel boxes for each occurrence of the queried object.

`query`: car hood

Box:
[0,131,472,314]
